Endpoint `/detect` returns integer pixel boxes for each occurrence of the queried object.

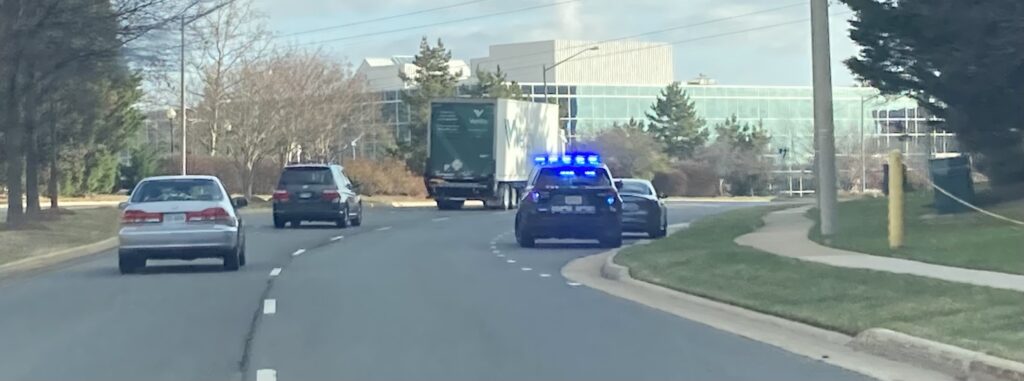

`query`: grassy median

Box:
[809,192,1024,275]
[615,205,1024,362]
[0,208,120,266]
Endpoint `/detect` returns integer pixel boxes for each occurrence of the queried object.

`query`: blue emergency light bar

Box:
[533,153,601,166]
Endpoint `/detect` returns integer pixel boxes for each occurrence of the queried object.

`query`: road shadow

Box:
[136,263,228,275]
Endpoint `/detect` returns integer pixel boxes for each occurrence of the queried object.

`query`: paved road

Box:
[0,203,870,381]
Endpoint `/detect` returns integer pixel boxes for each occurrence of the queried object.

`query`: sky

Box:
[251,0,862,86]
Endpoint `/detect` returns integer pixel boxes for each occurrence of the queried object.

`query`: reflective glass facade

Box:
[370,84,956,195]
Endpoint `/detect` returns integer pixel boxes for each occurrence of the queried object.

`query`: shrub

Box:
[652,161,720,197]
[343,159,426,197]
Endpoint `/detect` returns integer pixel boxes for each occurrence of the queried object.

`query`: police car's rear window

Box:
[534,167,612,187]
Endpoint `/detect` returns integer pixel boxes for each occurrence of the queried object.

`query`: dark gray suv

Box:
[272,164,363,229]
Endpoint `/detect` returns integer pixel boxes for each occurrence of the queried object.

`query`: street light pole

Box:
[811,0,839,236]
[180,14,187,176]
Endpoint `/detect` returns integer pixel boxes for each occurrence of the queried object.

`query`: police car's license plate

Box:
[564,195,583,205]
[553,205,596,214]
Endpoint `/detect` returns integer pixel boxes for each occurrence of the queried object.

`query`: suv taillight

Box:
[186,207,235,226]
[122,210,162,225]
[272,190,289,202]
[322,189,341,202]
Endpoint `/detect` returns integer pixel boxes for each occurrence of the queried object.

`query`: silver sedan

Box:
[117,175,248,274]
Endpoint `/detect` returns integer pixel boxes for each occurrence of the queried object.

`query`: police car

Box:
[514,153,623,248]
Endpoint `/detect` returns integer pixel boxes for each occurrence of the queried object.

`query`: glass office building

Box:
[371,83,955,195]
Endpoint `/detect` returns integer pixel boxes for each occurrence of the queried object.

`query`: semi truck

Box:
[425,98,562,210]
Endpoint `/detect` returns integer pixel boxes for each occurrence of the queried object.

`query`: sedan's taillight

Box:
[272,190,289,202]
[122,210,162,225]
[322,189,341,202]
[186,207,235,226]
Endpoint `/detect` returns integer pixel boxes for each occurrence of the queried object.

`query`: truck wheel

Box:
[336,207,350,228]
[510,188,520,209]
[500,184,512,210]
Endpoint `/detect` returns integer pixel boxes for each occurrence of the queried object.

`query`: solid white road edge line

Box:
[376,226,392,231]
[330,235,344,241]
[292,249,305,256]
[432,217,450,222]
[256,369,277,381]
[269,268,282,277]
[263,299,277,315]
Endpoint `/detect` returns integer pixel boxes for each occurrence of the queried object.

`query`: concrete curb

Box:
[600,223,689,281]
[0,237,118,277]
[850,328,1024,381]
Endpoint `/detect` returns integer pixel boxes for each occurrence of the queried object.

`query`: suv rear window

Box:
[279,167,334,186]
[131,179,224,203]
[534,167,612,188]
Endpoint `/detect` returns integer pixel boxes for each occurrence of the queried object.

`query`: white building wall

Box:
[469,40,673,86]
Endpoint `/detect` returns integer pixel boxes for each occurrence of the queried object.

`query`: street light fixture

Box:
[165,108,177,155]
[542,46,599,149]
[542,46,599,102]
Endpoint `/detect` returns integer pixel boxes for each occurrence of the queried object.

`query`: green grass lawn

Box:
[0,208,120,266]
[809,192,1024,275]
[616,206,1024,362]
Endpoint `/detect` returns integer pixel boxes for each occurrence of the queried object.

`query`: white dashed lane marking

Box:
[506,259,517,264]
[566,282,581,287]
[263,299,277,315]
[292,249,305,257]
[539,273,552,278]
[330,235,344,241]
[497,254,506,258]
[492,250,500,254]
[432,217,450,222]
[269,268,282,277]
[376,226,392,232]
[521,267,532,272]
[256,369,277,381]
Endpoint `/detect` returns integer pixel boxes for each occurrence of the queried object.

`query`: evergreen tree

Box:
[843,0,1024,184]
[645,82,708,160]
[463,66,524,99]
[394,37,461,173]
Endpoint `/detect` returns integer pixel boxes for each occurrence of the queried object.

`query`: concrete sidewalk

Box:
[736,206,1024,293]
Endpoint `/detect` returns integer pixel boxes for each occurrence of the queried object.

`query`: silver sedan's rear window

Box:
[131,179,224,203]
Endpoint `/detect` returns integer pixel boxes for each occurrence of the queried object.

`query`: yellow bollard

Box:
[888,150,904,249]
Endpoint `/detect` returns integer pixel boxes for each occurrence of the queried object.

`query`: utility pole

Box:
[811,0,839,236]
[180,13,187,176]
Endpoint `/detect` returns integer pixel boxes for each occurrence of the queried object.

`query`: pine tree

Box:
[464,66,524,99]
[843,0,1024,184]
[394,37,461,173]
[645,82,707,160]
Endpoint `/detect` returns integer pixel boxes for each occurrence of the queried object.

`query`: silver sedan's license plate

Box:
[564,195,583,205]
[299,192,313,199]
[164,213,186,224]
